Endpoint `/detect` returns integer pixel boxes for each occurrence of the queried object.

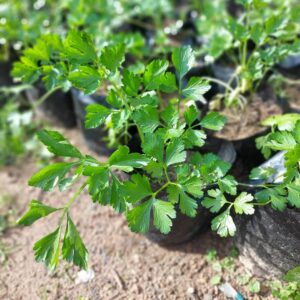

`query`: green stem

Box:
[32,86,62,110]
[163,165,171,183]
[202,76,236,93]
[236,182,275,189]
[60,182,88,224]
[153,182,170,197]
[177,79,182,120]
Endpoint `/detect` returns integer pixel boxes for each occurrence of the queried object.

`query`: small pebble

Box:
[187,287,195,294]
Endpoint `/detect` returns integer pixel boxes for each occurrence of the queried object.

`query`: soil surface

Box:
[285,85,300,112]
[214,97,283,141]
[0,128,277,300]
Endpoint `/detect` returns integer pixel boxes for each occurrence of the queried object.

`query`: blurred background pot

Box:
[234,152,300,278]
[71,89,113,156]
[25,84,76,128]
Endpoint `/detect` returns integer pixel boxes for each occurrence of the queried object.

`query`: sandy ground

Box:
[0,129,277,300]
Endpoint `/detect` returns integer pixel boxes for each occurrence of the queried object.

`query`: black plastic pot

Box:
[26,84,76,128]
[235,207,300,278]
[277,54,300,78]
[71,89,113,156]
[0,61,14,87]
[235,152,300,278]
[145,201,212,246]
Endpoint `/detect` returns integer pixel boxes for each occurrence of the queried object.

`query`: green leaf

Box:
[85,104,111,129]
[255,188,288,211]
[249,167,276,181]
[68,66,102,95]
[127,199,154,233]
[132,106,160,133]
[142,133,164,163]
[218,175,237,196]
[166,138,186,166]
[110,175,126,213]
[24,39,50,62]
[143,59,169,90]
[122,69,141,96]
[262,114,300,132]
[266,132,296,151]
[159,72,178,93]
[234,192,255,215]
[123,174,153,203]
[184,104,199,126]
[202,189,226,213]
[200,112,226,131]
[33,227,61,270]
[287,184,300,208]
[86,167,109,201]
[211,209,236,237]
[11,58,40,83]
[106,90,123,108]
[248,279,261,294]
[210,275,221,286]
[29,162,75,191]
[182,77,210,102]
[144,161,163,178]
[153,200,176,234]
[179,191,198,217]
[250,23,265,45]
[182,176,203,197]
[256,135,272,158]
[161,104,179,128]
[284,266,300,284]
[172,46,195,79]
[100,43,125,72]
[183,128,206,148]
[37,130,82,158]
[265,15,287,35]
[109,146,150,172]
[17,200,59,226]
[167,185,180,204]
[64,30,97,64]
[62,215,88,270]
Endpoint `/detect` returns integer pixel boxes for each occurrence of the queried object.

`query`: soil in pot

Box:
[26,84,76,128]
[212,86,286,179]
[213,86,285,141]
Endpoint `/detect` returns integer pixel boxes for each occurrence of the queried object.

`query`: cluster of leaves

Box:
[0,0,62,61]
[0,0,183,62]
[270,266,300,300]
[206,247,262,294]
[251,114,300,210]
[195,0,300,107]
[0,89,49,167]
[15,42,259,270]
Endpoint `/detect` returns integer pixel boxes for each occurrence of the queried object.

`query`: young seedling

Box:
[196,0,300,107]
